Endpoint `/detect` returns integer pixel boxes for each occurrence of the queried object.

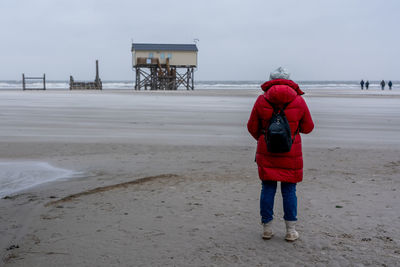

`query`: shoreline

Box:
[1,87,400,97]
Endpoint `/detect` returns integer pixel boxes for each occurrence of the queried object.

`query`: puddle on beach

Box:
[0,161,78,198]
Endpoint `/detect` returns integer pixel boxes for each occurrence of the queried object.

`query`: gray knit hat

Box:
[269,67,290,80]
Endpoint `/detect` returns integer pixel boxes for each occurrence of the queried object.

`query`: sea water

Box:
[0,161,77,197]
[0,80,397,90]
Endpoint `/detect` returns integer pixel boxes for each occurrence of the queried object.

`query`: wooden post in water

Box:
[191,67,194,90]
[135,67,139,90]
[94,60,102,89]
[186,67,190,90]
[95,60,100,84]
[43,74,46,90]
[22,73,25,90]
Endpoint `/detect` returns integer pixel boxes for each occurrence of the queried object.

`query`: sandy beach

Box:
[1,89,400,266]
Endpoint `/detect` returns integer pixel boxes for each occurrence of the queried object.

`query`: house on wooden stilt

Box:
[131,43,198,90]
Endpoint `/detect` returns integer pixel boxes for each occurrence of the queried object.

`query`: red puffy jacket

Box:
[247,79,314,183]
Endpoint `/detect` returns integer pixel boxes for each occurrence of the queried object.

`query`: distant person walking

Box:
[365,81,369,90]
[247,67,314,242]
[388,81,393,90]
[381,80,386,90]
[360,80,365,90]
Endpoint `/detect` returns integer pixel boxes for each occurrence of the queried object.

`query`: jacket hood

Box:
[261,79,304,105]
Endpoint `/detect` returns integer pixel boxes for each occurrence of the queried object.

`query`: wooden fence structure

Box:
[22,73,46,90]
[70,60,102,90]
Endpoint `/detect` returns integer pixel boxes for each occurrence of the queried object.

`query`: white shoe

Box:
[262,221,273,240]
[285,221,299,241]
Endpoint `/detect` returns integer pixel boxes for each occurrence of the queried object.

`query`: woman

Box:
[247,67,314,241]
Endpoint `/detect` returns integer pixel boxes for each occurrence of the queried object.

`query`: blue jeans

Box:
[260,181,297,224]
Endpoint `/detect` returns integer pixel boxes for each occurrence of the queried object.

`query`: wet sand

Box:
[1,89,400,266]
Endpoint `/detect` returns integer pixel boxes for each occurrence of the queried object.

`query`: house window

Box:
[160,53,165,59]
[167,53,172,59]
[148,53,153,58]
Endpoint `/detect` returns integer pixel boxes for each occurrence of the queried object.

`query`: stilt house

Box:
[131,43,198,90]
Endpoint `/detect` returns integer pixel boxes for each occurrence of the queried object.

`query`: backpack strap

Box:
[264,99,279,113]
[292,124,300,143]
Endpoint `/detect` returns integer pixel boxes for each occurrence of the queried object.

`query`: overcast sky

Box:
[1,0,399,81]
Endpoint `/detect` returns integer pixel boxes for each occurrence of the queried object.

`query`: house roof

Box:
[131,43,198,52]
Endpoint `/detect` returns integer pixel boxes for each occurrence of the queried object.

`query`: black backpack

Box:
[262,100,298,153]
